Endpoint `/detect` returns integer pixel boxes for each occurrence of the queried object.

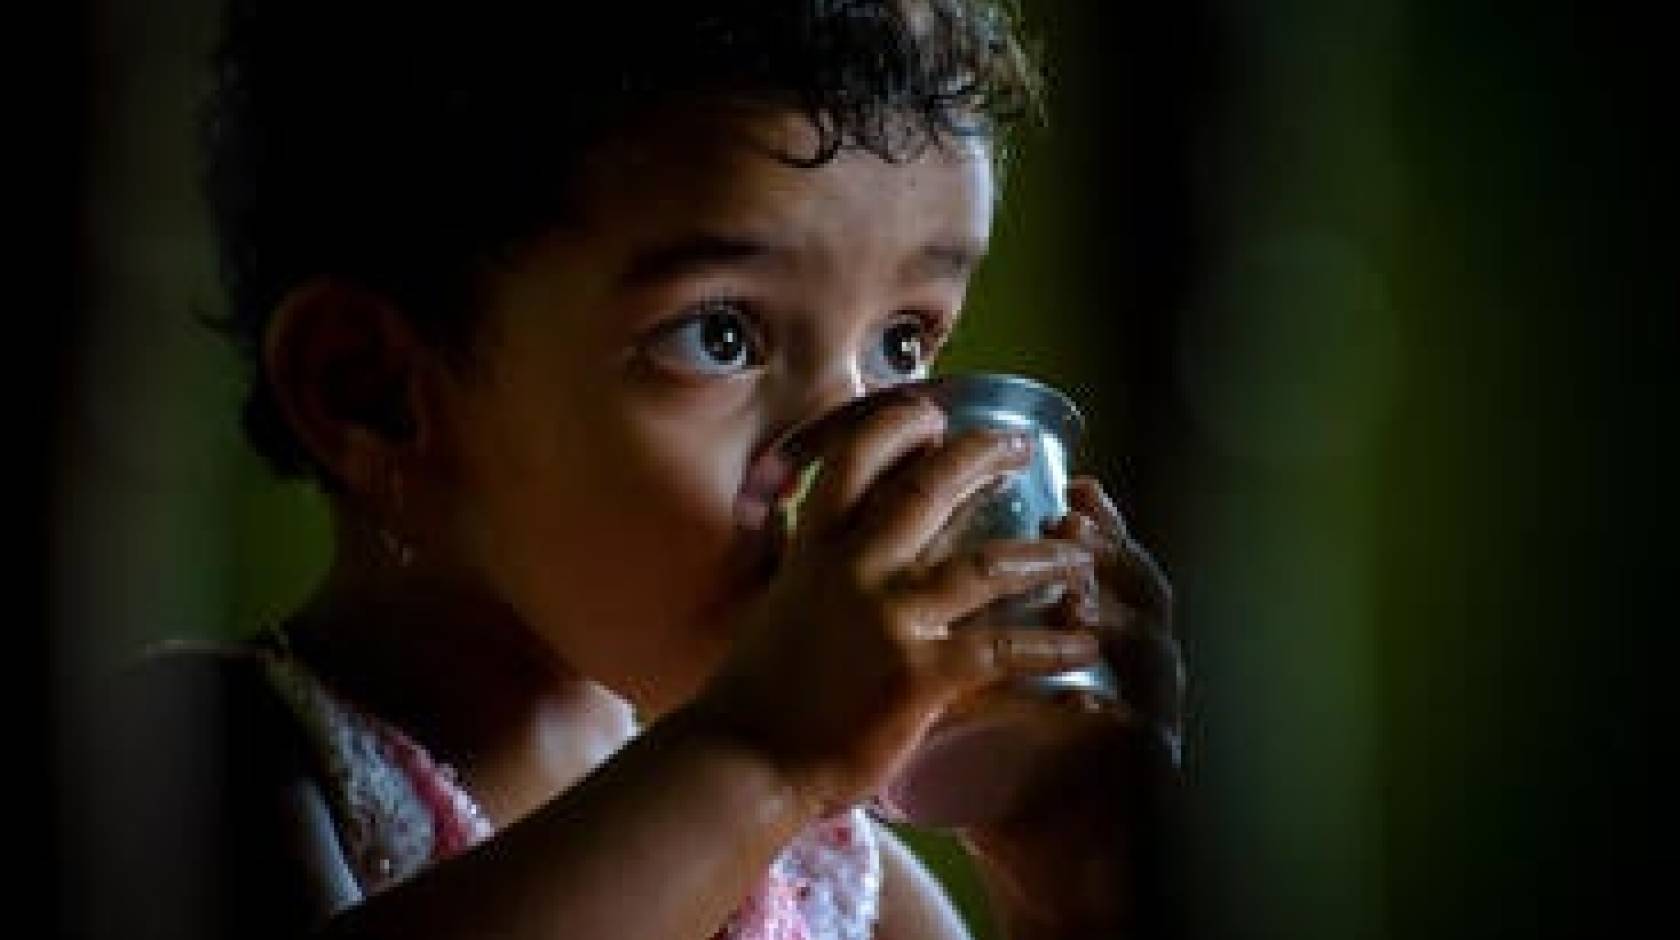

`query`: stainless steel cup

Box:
[914,372,1118,702]
[771,372,1122,826]
[854,373,1122,826]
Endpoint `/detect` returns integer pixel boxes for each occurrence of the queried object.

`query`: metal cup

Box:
[913,372,1117,701]
[773,372,1120,826]
[869,373,1121,826]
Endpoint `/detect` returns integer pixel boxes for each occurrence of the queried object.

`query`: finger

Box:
[1047,510,1158,631]
[1045,508,1111,554]
[778,385,928,467]
[1066,479,1173,624]
[1066,476,1131,541]
[928,627,1102,688]
[1059,565,1102,628]
[1045,510,1120,575]
[893,538,1095,631]
[1039,523,1103,628]
[789,393,947,548]
[1041,507,1090,541]
[851,428,1034,579]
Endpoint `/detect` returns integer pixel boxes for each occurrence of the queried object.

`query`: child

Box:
[86,1,1184,937]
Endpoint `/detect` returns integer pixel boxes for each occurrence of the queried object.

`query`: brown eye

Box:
[643,302,763,376]
[867,316,932,381]
[699,311,748,365]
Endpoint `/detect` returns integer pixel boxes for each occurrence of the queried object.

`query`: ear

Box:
[261,278,430,499]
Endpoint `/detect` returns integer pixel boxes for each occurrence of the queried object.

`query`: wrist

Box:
[956,761,1185,940]
[670,694,828,827]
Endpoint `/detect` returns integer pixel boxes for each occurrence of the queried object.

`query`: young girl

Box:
[87,2,1184,937]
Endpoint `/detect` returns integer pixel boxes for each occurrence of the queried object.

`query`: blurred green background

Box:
[49,1,1667,938]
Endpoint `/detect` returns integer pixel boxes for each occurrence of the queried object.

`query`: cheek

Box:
[552,405,764,695]
[441,392,756,696]
[433,332,771,699]
[612,404,749,551]
[521,396,756,612]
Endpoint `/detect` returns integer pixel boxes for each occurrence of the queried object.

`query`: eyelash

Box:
[638,300,949,381]
[638,300,767,377]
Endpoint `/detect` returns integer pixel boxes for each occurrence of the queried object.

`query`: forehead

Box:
[567,105,996,251]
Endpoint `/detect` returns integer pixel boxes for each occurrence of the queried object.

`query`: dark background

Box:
[33,1,1671,936]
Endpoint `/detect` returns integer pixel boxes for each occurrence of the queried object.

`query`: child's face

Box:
[424,107,995,716]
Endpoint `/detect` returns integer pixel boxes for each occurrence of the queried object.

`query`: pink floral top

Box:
[256,642,883,939]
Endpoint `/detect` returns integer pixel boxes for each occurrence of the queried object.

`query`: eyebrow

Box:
[615,233,988,290]
[617,234,793,290]
[903,241,988,283]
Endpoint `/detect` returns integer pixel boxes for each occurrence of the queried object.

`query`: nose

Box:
[749,359,872,473]
[797,359,872,431]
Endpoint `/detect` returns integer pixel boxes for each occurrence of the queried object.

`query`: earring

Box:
[379,526,415,568]
[379,465,415,568]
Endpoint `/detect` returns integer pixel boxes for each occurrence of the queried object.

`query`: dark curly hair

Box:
[201,0,1044,480]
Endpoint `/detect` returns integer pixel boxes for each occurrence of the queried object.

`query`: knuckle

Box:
[1063,540,1097,566]
[968,632,1005,675]
[871,396,944,444]
[898,469,937,502]
[842,554,877,593]
[969,543,1009,580]
[909,397,947,430]
[948,427,1011,464]
[1069,511,1101,539]
[877,591,919,634]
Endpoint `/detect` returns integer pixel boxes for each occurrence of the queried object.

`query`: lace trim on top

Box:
[257,644,493,892]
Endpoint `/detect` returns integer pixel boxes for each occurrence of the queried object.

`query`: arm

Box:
[325,702,807,939]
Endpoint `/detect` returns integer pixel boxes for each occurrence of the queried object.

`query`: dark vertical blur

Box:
[960,2,1670,938]
[47,1,1669,937]
[1375,3,1669,937]
[38,1,93,936]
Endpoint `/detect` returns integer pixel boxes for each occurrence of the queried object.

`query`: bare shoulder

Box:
[66,642,360,939]
[871,817,976,940]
